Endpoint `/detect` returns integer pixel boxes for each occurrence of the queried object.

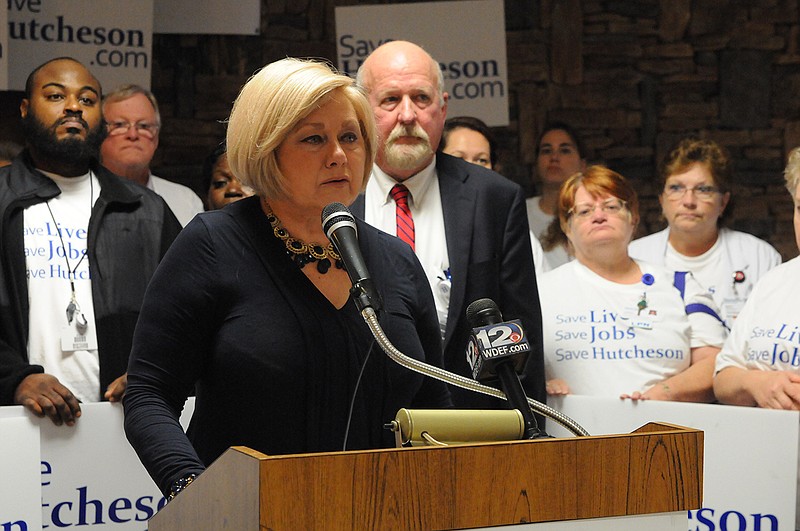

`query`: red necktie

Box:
[390,184,415,251]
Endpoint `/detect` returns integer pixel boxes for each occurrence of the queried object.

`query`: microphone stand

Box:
[359,306,590,438]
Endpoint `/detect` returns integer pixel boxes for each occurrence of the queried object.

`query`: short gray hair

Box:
[102,84,161,127]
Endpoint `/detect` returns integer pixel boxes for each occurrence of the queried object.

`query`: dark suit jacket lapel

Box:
[437,154,475,352]
[350,194,365,219]
[353,158,473,351]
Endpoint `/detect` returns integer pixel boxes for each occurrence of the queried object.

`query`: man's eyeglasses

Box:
[106,121,159,139]
[663,183,720,201]
[569,198,627,220]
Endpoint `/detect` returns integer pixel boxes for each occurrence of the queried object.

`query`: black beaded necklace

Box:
[264,205,343,274]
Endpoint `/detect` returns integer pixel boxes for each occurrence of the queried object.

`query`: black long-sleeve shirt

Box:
[123,196,452,496]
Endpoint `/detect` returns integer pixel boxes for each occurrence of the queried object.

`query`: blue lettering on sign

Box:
[451,80,505,100]
[6,9,150,71]
[8,0,43,14]
[688,507,778,531]
[42,486,167,527]
[1,521,28,531]
[338,34,394,58]
[439,59,499,79]
[337,34,396,76]
[8,16,144,47]
[41,460,52,486]
[438,59,505,101]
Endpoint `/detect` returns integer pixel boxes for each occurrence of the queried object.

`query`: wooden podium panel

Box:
[150,422,702,530]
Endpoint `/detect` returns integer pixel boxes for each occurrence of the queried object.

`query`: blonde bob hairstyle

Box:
[226,58,377,200]
[785,147,800,195]
[558,165,640,235]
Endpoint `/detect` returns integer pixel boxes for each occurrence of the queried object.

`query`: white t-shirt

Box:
[715,256,800,374]
[525,196,570,269]
[25,171,101,402]
[363,159,450,339]
[711,255,800,531]
[530,233,549,276]
[149,174,203,227]
[629,227,781,328]
[539,259,727,396]
[525,195,553,238]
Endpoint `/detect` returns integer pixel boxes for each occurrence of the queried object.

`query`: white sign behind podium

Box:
[549,395,798,531]
[0,397,796,530]
[0,410,41,530]
[335,0,509,126]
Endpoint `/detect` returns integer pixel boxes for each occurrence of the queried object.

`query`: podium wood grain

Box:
[149,422,702,530]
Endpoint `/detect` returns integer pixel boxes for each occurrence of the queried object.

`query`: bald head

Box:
[357,41,445,100]
[25,57,100,99]
[356,41,449,181]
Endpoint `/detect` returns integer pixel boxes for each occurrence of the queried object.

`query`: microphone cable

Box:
[341,338,378,452]
[360,306,590,437]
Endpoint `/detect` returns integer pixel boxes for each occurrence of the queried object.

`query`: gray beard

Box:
[382,141,433,172]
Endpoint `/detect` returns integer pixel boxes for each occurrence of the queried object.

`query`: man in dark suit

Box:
[352,40,546,417]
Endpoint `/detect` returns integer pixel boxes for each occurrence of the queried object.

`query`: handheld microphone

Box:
[321,202,383,313]
[465,298,543,439]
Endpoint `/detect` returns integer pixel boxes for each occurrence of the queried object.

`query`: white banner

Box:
[6,0,153,92]
[0,410,41,530]
[154,0,260,35]
[335,0,509,126]
[549,396,799,531]
[1,397,795,530]
[0,400,194,530]
[0,6,8,90]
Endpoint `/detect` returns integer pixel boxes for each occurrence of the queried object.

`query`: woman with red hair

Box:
[538,166,727,401]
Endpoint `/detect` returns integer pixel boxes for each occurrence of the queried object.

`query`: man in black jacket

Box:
[0,57,181,425]
[352,41,546,420]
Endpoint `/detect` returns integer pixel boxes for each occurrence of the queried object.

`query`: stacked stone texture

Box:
[149,0,800,259]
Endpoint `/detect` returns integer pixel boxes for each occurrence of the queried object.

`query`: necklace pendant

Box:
[317,258,331,274]
[265,203,340,275]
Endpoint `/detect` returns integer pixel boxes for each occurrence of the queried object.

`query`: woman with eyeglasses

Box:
[629,138,781,329]
[538,166,727,400]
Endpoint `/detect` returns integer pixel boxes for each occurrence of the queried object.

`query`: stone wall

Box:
[503,0,800,258]
[4,0,799,258]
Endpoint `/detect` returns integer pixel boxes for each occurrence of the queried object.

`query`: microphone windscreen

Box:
[466,298,503,327]
[322,202,356,239]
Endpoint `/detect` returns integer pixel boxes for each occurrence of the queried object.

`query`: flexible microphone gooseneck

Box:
[321,202,589,438]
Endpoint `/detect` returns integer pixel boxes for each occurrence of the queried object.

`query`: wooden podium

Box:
[149,422,702,530]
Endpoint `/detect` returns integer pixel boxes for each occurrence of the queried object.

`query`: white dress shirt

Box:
[363,158,451,338]
[149,174,204,227]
